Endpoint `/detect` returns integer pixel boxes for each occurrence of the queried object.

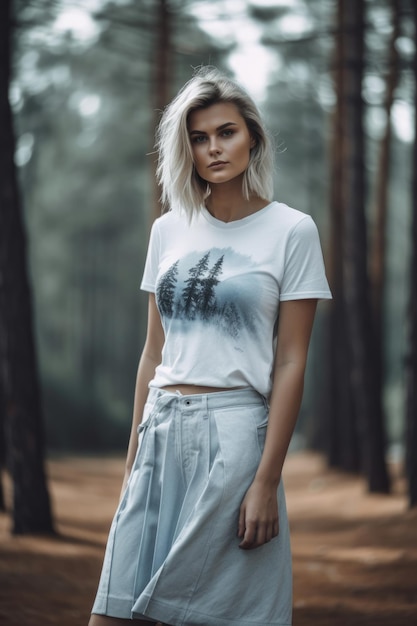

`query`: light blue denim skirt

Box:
[92,387,292,625]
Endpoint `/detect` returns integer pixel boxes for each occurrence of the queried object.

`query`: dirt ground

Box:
[1,452,416,626]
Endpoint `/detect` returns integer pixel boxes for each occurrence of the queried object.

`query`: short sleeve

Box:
[140,220,161,293]
[280,216,332,301]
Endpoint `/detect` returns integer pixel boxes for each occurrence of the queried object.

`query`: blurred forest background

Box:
[1,0,416,533]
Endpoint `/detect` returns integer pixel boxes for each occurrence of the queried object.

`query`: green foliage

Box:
[13,0,223,451]
[42,374,129,451]
[11,0,415,455]
[256,0,413,452]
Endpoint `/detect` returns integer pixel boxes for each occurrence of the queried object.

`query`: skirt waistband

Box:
[147,386,268,411]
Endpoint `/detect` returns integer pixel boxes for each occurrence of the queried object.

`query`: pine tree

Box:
[182,252,210,319]
[222,301,241,339]
[0,0,54,533]
[199,255,224,319]
[157,260,179,317]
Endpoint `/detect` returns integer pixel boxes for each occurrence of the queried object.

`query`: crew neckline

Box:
[200,201,277,229]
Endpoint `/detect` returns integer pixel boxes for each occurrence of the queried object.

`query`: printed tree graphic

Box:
[157,260,179,316]
[156,249,251,341]
[199,255,224,319]
[221,301,241,338]
[182,252,210,319]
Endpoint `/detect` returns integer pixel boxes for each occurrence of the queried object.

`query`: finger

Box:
[266,517,280,542]
[237,505,246,538]
[265,522,274,543]
[239,520,257,549]
[244,521,278,549]
[255,523,267,547]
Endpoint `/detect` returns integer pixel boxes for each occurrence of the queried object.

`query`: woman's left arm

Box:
[238,298,318,550]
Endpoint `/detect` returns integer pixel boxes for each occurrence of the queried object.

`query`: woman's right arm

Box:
[120,293,164,497]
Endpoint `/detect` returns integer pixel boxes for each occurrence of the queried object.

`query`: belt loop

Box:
[262,395,270,410]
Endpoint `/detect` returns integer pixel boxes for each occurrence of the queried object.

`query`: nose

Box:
[208,137,221,155]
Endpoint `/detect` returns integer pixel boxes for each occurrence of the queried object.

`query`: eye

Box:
[221,129,234,137]
[191,135,207,144]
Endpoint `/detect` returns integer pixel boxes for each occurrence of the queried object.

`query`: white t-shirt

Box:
[141,201,332,397]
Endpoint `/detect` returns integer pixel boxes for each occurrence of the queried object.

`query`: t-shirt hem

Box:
[140,282,155,293]
[280,291,332,301]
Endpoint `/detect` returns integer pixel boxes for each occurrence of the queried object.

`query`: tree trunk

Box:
[405,1,417,508]
[370,0,400,428]
[0,0,54,533]
[342,0,389,493]
[0,380,5,511]
[325,0,359,473]
[151,0,173,221]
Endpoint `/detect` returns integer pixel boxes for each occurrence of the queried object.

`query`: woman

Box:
[89,66,331,626]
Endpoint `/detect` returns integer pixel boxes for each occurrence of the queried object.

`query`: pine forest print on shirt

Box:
[156,248,259,340]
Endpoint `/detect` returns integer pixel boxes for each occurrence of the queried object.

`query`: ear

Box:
[250,135,257,149]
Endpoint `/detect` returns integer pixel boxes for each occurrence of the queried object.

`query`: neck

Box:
[205,182,268,223]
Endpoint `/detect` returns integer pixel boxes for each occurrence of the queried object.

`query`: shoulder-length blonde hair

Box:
[156,67,274,219]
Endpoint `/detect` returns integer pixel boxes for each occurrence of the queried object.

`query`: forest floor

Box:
[1,452,416,626]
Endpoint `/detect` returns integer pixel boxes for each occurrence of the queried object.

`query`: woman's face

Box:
[188,102,255,187]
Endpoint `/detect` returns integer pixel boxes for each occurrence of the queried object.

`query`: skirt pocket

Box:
[211,403,269,498]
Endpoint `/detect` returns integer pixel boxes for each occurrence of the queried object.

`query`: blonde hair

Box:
[156,66,274,219]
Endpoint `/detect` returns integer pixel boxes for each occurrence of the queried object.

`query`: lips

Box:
[208,161,228,168]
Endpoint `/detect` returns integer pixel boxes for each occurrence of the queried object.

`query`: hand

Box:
[238,479,279,550]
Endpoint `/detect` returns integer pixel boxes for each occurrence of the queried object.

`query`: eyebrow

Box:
[189,122,238,135]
